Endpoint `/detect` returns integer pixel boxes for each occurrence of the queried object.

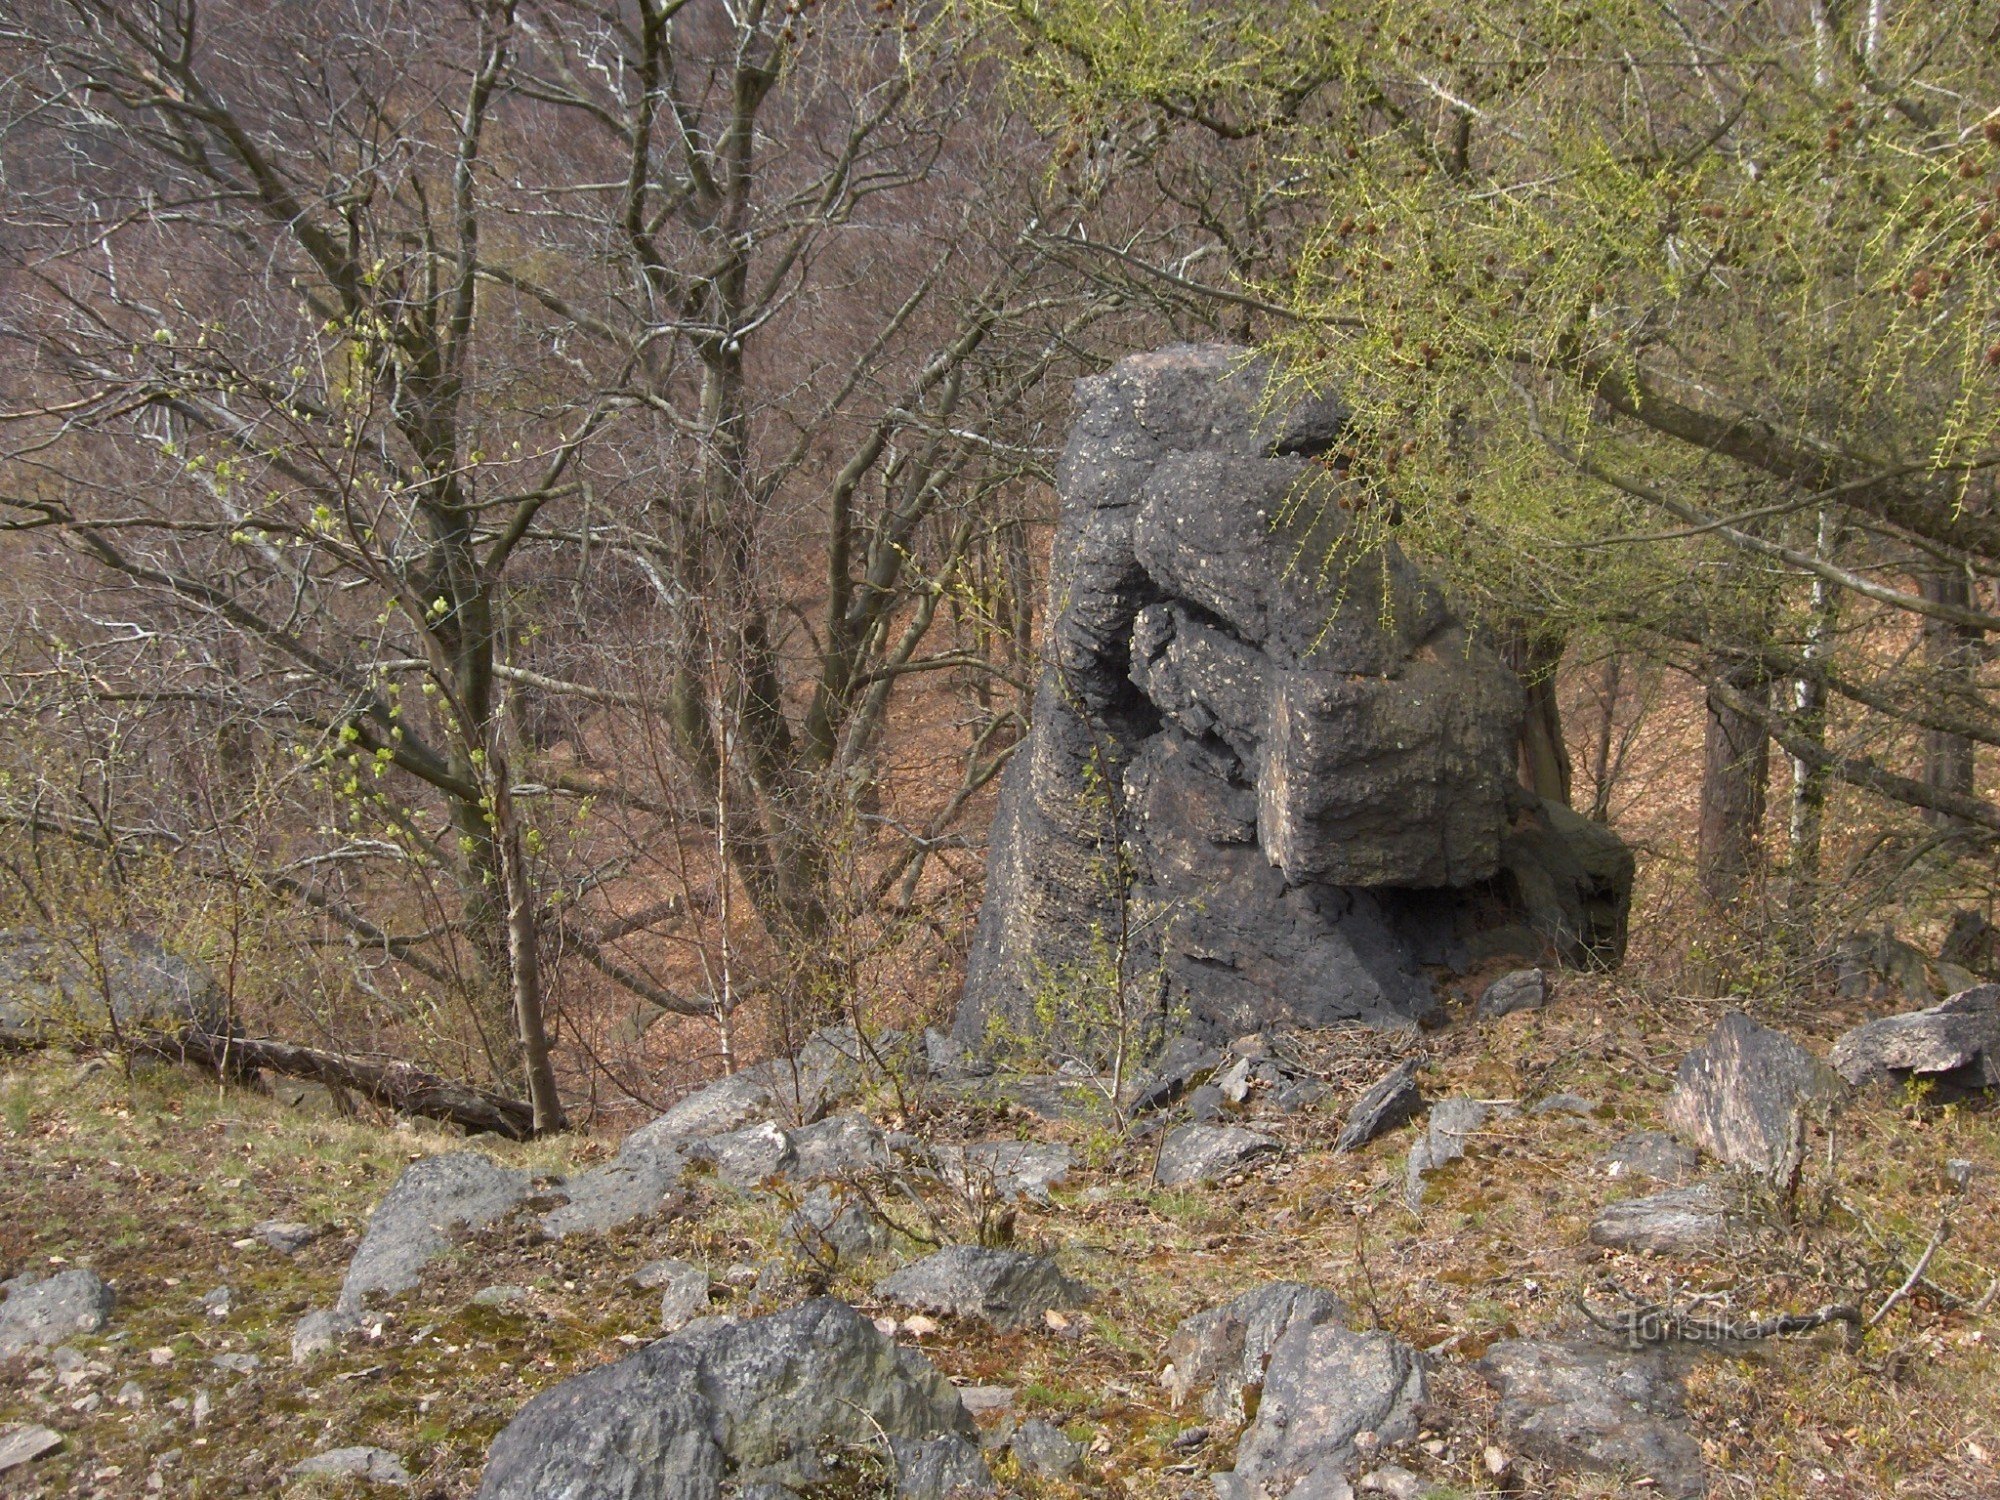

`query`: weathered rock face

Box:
[0,928,224,1043]
[955,345,1632,1057]
[476,1299,980,1500]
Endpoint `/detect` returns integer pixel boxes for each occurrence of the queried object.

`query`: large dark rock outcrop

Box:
[956,345,1631,1057]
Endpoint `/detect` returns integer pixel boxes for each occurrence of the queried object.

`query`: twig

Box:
[1869,1216,1952,1328]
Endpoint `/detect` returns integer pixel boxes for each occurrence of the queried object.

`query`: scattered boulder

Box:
[290,1446,412,1487]
[336,1153,532,1312]
[1215,1316,1425,1500]
[1478,1339,1705,1500]
[1829,985,2000,1090]
[294,1152,530,1358]
[475,1298,980,1500]
[875,1247,1093,1330]
[542,1154,685,1238]
[621,1072,779,1160]
[956,1386,1016,1423]
[1530,1092,1598,1117]
[471,1286,529,1309]
[691,1121,795,1189]
[788,1112,891,1180]
[0,1269,115,1357]
[1155,1123,1281,1187]
[1588,1186,1730,1255]
[1011,1417,1085,1480]
[1405,1099,1509,1209]
[785,1187,890,1267]
[1333,1060,1423,1153]
[1130,1039,1225,1113]
[931,1140,1074,1204]
[0,927,225,1043]
[291,1308,361,1363]
[249,1220,317,1254]
[1601,1131,1699,1185]
[1664,1013,1844,1186]
[653,1263,711,1331]
[954,344,1633,1058]
[891,1434,995,1499]
[0,1424,63,1475]
[1164,1281,1344,1425]
[1832,928,1937,1005]
[1478,968,1550,1019]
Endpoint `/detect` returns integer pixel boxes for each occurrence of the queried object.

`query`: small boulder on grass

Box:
[1662,1013,1844,1187]
[875,1246,1092,1330]
[0,1270,114,1357]
[1154,1123,1281,1188]
[1830,985,2000,1090]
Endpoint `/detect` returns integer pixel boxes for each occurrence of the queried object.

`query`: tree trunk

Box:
[1499,625,1573,805]
[491,758,566,1134]
[1788,510,1839,923]
[1586,653,1623,822]
[1700,658,1772,908]
[1920,566,1980,830]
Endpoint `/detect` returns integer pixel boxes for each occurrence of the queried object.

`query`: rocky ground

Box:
[2,975,1998,1499]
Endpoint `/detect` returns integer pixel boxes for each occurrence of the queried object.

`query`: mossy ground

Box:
[3,977,1997,1498]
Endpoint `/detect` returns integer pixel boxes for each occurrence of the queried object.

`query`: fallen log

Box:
[144,1029,539,1140]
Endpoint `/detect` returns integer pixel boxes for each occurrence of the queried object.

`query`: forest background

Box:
[2,0,1997,1131]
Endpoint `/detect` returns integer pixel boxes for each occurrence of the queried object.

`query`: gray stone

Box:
[1131,1038,1226,1113]
[1664,1013,1845,1186]
[1588,1186,1730,1255]
[201,1285,231,1319]
[1478,968,1550,1019]
[0,927,224,1043]
[1405,1099,1509,1208]
[1833,928,1938,1005]
[0,1424,63,1474]
[892,1434,995,1498]
[541,1153,685,1237]
[931,1140,1074,1204]
[250,1220,316,1254]
[1155,1123,1281,1188]
[788,1112,891,1180]
[1478,1339,1704,1499]
[290,1445,412,1486]
[620,1072,778,1160]
[1530,1092,1598,1117]
[476,1299,978,1500]
[955,1387,1014,1425]
[212,1351,263,1374]
[651,1262,711,1331]
[290,1308,360,1363]
[876,1247,1093,1330]
[1830,985,2000,1089]
[785,1187,890,1267]
[1601,1131,1700,1184]
[690,1121,794,1189]
[1218,1316,1424,1500]
[1012,1417,1085,1479]
[0,1269,114,1356]
[1333,1060,1423,1153]
[471,1285,530,1309]
[1356,1467,1424,1500]
[954,346,1633,1058]
[1165,1282,1344,1425]
[335,1153,532,1313]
